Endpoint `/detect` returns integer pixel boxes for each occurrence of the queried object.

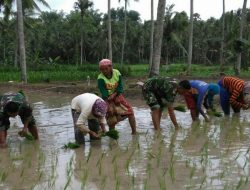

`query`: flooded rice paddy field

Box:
[1,87,250,190]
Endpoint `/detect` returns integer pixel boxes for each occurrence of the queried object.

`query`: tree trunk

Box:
[120,1,127,67]
[149,0,154,71]
[80,16,84,66]
[16,0,27,83]
[235,0,247,76]
[149,0,166,77]
[187,0,194,75]
[108,0,112,61]
[220,0,225,71]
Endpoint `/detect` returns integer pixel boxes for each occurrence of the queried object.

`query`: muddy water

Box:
[0,90,250,190]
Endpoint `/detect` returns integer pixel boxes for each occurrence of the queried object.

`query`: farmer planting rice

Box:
[137,77,191,130]
[218,75,250,115]
[179,80,220,121]
[71,93,108,144]
[97,59,137,135]
[0,91,39,148]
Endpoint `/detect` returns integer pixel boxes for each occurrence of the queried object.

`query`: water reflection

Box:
[0,92,250,190]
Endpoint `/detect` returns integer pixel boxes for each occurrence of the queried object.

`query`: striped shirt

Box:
[222,76,245,108]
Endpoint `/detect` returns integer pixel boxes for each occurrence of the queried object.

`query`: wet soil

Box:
[1,78,250,190]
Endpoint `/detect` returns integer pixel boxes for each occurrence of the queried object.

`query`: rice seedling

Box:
[101,175,107,189]
[189,165,196,179]
[103,129,119,140]
[143,176,149,190]
[168,161,175,182]
[185,159,191,168]
[207,110,223,117]
[174,105,186,112]
[63,142,80,149]
[125,150,135,174]
[37,156,45,175]
[125,144,129,153]
[63,155,74,190]
[223,182,229,190]
[125,158,131,174]
[147,152,156,160]
[0,170,8,183]
[112,154,118,163]
[200,175,207,189]
[98,163,102,175]
[38,171,43,181]
[115,177,120,190]
[145,129,149,137]
[236,176,244,190]
[86,149,92,163]
[200,141,209,166]
[245,176,248,185]
[157,147,162,167]
[131,173,136,189]
[219,170,225,179]
[146,162,152,177]
[234,152,241,161]
[96,152,106,169]
[243,160,247,170]
[18,131,35,140]
[94,152,104,175]
[113,160,118,178]
[137,142,140,150]
[158,171,167,190]
[245,147,250,156]
[81,168,89,189]
[20,167,25,177]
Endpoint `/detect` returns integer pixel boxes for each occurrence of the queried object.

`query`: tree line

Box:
[0,0,250,82]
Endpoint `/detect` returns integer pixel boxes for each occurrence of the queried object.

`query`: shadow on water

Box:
[1,91,250,190]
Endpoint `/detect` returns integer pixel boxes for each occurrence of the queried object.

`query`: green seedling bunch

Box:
[207,110,223,117]
[18,131,35,141]
[103,129,119,140]
[174,105,186,112]
[64,142,80,149]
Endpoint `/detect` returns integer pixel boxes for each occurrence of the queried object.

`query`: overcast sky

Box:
[42,0,249,21]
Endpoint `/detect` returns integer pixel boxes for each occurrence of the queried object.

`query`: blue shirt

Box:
[189,80,209,116]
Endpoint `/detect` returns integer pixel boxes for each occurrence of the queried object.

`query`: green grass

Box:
[0,63,249,83]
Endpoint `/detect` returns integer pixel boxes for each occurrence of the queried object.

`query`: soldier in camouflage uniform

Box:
[0,92,38,148]
[140,77,184,130]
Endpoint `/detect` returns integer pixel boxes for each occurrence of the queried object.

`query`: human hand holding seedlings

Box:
[88,130,99,138]
[204,115,210,122]
[77,124,99,138]
[242,104,249,110]
[168,105,180,129]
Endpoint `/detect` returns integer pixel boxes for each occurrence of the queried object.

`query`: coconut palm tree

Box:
[235,0,247,76]
[108,0,112,61]
[220,0,225,71]
[187,0,193,75]
[118,0,138,67]
[16,0,27,82]
[1,0,49,83]
[149,0,166,77]
[149,0,154,71]
[74,0,93,65]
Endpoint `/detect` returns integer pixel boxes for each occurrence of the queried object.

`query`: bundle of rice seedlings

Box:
[174,105,186,112]
[207,110,223,117]
[18,131,34,141]
[64,142,80,149]
[103,129,119,140]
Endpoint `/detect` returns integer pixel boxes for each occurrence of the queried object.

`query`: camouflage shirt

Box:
[0,92,33,131]
[142,77,177,109]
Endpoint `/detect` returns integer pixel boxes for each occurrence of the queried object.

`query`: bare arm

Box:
[167,105,179,129]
